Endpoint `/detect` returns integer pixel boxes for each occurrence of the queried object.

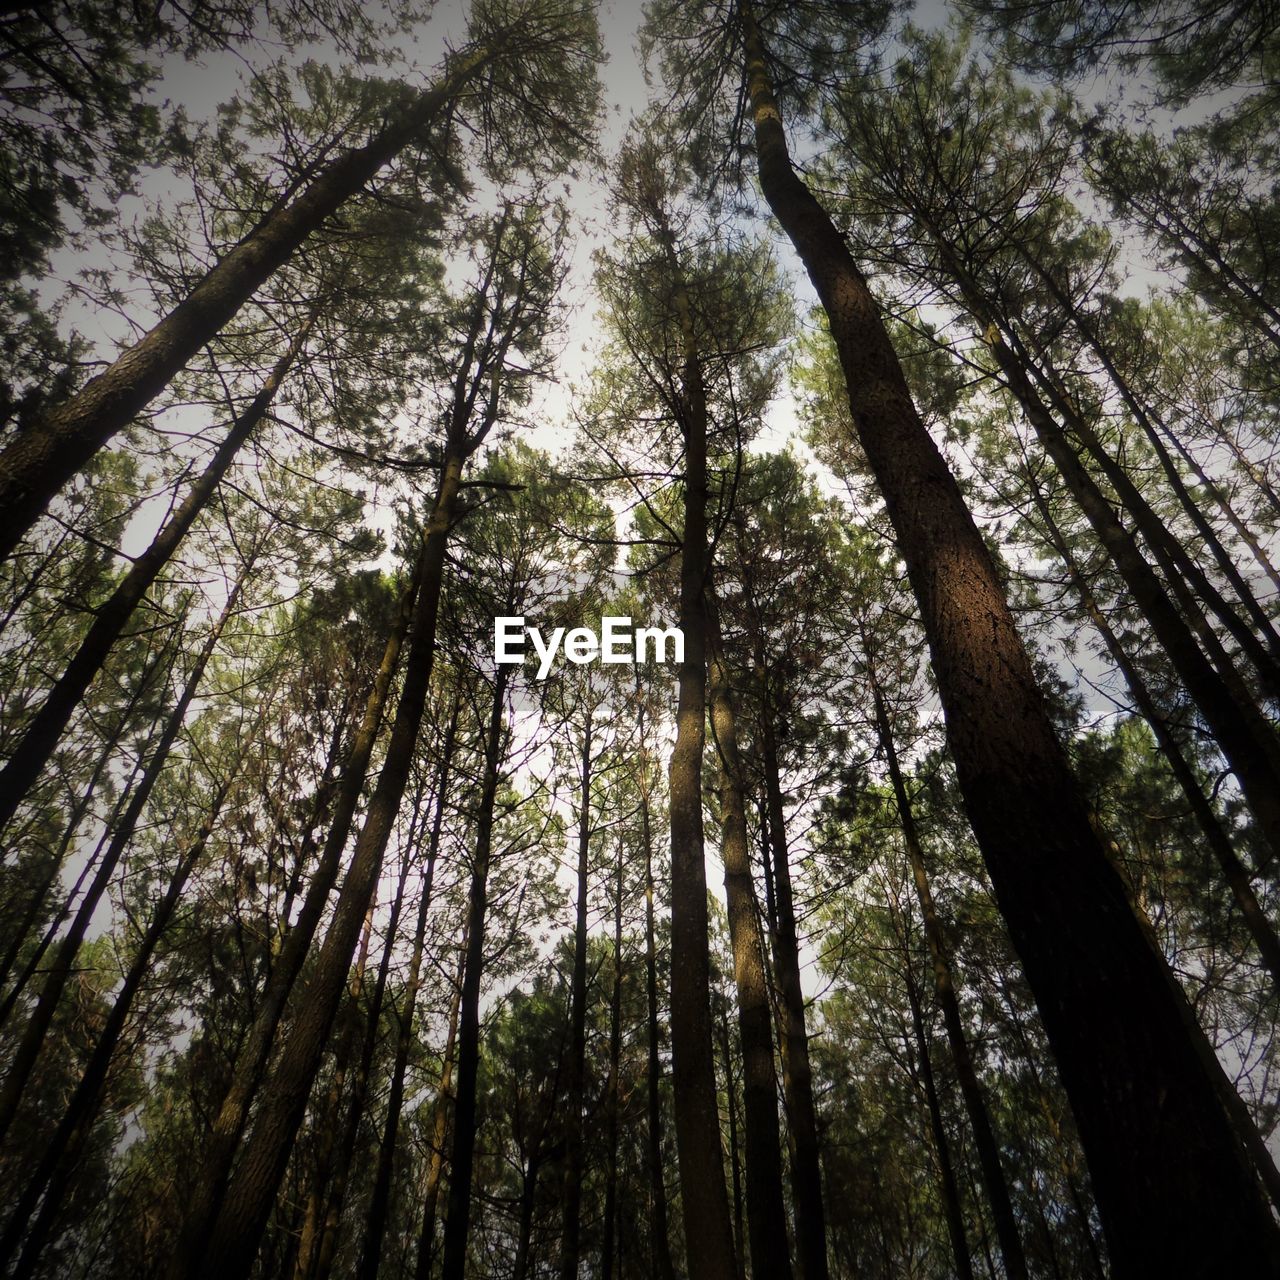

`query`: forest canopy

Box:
[1,1,1279,1277]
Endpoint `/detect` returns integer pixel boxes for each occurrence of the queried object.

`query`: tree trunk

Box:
[870,676,1029,1280]
[601,832,624,1280]
[0,568,247,1147]
[706,589,794,1280]
[717,1002,748,1280]
[0,771,235,1275]
[900,943,975,1280]
[414,937,466,1280]
[439,662,511,1280]
[194,442,464,1280]
[665,258,738,1280]
[0,327,306,833]
[354,696,459,1280]
[0,46,500,558]
[168,543,424,1278]
[758,697,829,1280]
[559,703,593,1280]
[740,9,1280,1275]
[636,693,678,1280]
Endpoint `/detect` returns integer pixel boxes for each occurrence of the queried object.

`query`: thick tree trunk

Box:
[194,445,464,1280]
[354,697,459,1280]
[870,677,1029,1280]
[439,662,511,1280]
[758,700,829,1280]
[706,591,794,1280]
[168,544,424,1278]
[0,47,498,558]
[740,10,1280,1275]
[559,703,593,1280]
[0,327,305,833]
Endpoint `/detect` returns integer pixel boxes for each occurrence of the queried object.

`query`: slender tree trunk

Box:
[439,662,511,1280]
[414,938,466,1280]
[740,10,1280,1275]
[707,590,794,1280]
[0,328,306,834]
[869,676,1029,1280]
[0,45,504,558]
[354,697,459,1280]
[194,442,465,1280]
[601,833,624,1280]
[559,703,593,1280]
[0,570,247,1147]
[309,855,413,1280]
[665,256,738,1280]
[900,939,975,1280]
[718,1002,748,1280]
[1028,478,1280,991]
[636,704,678,1280]
[758,695,829,1280]
[512,1158,542,1280]
[0,771,235,1275]
[168,544,424,1278]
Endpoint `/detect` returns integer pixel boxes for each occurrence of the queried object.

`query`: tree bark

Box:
[706,589,794,1280]
[0,325,306,834]
[439,661,511,1280]
[740,9,1280,1275]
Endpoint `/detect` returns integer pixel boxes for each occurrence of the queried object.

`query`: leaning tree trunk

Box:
[193,441,465,1280]
[0,44,501,558]
[167,542,425,1279]
[740,9,1280,1275]
[706,589,794,1280]
[0,324,307,834]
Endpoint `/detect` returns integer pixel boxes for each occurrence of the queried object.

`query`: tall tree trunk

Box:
[354,696,459,1280]
[0,44,503,558]
[665,252,738,1280]
[512,1158,542,1280]
[899,938,975,1280]
[0,769,235,1274]
[740,10,1280,1275]
[706,589,794,1280]
[869,676,1029,1280]
[717,1001,748,1280]
[309,854,413,1280]
[758,692,829,1280]
[601,834,624,1280]
[0,568,248,1147]
[559,702,594,1280]
[636,694,678,1280]
[439,662,511,1280]
[168,543,424,1278]
[414,937,466,1280]
[194,440,465,1280]
[0,327,306,834]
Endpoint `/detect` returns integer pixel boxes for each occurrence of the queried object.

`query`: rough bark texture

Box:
[741,9,1280,1275]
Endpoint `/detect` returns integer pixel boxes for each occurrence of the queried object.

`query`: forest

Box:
[1,0,1279,1276]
